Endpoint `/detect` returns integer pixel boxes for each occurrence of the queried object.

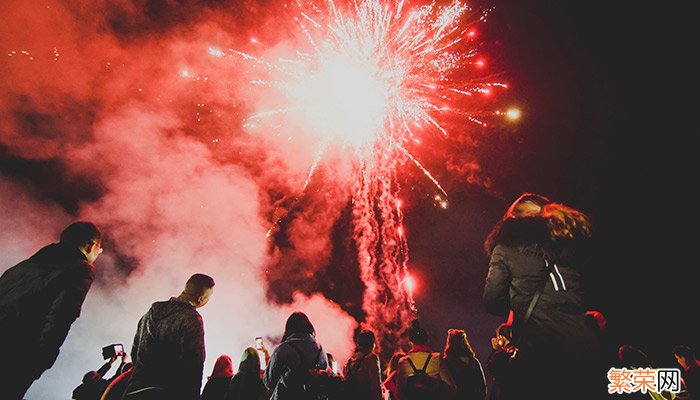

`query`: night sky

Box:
[0,0,695,397]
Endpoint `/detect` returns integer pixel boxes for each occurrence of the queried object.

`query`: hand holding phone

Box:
[255,336,264,350]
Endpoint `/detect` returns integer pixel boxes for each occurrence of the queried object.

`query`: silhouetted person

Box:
[123,273,215,400]
[617,345,676,400]
[344,328,383,400]
[383,351,406,400]
[225,347,270,400]
[202,354,234,400]
[0,221,103,400]
[673,345,699,400]
[482,193,603,400]
[263,311,328,400]
[484,323,516,400]
[442,329,485,400]
[396,320,453,400]
[73,353,128,400]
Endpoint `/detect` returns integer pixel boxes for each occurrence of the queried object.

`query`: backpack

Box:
[280,341,340,400]
[403,354,445,400]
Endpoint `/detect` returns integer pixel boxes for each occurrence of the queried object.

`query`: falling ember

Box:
[230,0,505,360]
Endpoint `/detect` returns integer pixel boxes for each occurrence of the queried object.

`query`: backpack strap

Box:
[421,353,432,371]
[406,353,432,373]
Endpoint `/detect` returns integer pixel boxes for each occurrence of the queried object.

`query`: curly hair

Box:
[542,202,592,240]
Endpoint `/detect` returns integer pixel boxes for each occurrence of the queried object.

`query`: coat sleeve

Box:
[38,264,95,360]
[482,245,512,316]
[263,344,286,391]
[358,355,384,400]
[180,312,206,400]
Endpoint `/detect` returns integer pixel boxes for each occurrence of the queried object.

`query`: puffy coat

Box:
[482,217,598,356]
[0,243,95,371]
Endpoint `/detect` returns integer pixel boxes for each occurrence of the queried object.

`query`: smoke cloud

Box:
[1,1,359,398]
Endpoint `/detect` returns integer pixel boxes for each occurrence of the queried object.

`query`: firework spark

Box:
[230,0,505,359]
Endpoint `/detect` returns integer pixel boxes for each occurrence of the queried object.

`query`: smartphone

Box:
[331,361,339,375]
[102,343,125,359]
[255,336,263,350]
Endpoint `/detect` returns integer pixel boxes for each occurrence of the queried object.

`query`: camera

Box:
[102,344,126,359]
[255,336,263,350]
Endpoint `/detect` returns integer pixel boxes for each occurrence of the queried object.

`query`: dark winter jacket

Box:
[343,349,383,400]
[482,217,597,355]
[201,376,232,400]
[225,372,269,400]
[263,334,327,400]
[0,243,95,371]
[123,297,206,400]
[444,356,486,400]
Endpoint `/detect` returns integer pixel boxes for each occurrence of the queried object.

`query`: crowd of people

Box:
[0,194,697,400]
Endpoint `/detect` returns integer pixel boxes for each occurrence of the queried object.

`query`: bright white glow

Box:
[291,55,390,151]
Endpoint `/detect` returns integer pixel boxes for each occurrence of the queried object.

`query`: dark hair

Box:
[238,347,261,375]
[185,273,215,296]
[673,345,696,361]
[407,320,428,345]
[283,311,315,341]
[356,329,376,351]
[618,345,651,368]
[444,328,476,359]
[60,222,102,248]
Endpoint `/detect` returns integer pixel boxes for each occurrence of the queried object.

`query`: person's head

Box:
[82,370,100,384]
[672,345,696,369]
[181,273,215,308]
[356,328,376,352]
[541,202,592,240]
[444,328,476,359]
[238,347,261,375]
[209,354,233,379]
[60,221,102,263]
[504,193,551,219]
[282,311,315,341]
[618,345,651,368]
[407,320,428,346]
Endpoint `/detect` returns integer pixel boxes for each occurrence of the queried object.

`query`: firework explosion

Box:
[230,0,506,358]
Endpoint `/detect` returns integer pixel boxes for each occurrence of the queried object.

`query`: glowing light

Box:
[506,107,522,121]
[404,275,415,294]
[233,0,505,360]
[208,47,225,58]
[180,69,190,78]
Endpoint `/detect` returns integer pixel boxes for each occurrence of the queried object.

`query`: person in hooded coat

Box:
[0,221,103,400]
[201,354,234,400]
[122,273,215,400]
[482,192,604,400]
